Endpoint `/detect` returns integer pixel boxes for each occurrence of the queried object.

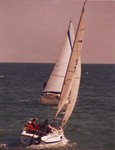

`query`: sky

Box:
[0,0,114,64]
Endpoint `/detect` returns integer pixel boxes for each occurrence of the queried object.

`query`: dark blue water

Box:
[0,63,114,150]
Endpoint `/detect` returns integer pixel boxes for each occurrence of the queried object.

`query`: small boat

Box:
[21,0,86,147]
[40,20,75,105]
[21,125,64,146]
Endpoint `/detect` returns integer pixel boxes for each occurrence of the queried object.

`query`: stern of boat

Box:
[21,131,40,146]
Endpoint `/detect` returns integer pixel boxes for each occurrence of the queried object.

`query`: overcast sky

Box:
[0,0,114,64]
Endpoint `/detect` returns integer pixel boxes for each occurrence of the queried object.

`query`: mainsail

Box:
[43,21,75,93]
[54,1,86,128]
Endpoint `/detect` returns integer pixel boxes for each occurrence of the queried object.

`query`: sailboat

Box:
[40,20,75,105]
[21,0,86,146]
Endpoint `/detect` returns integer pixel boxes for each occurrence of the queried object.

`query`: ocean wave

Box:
[18,99,30,103]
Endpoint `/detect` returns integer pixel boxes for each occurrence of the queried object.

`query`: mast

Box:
[54,1,86,126]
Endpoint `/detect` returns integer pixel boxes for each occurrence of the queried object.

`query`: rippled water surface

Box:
[0,63,114,150]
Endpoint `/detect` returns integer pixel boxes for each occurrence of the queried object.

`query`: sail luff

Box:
[44,21,75,93]
[54,1,85,119]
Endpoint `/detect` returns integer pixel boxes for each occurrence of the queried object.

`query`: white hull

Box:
[21,129,64,146]
[41,94,60,105]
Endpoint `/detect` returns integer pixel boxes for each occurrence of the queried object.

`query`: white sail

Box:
[21,1,87,147]
[44,21,75,93]
[61,57,81,128]
[54,1,86,127]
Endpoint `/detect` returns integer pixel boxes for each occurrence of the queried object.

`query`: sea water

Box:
[0,63,114,150]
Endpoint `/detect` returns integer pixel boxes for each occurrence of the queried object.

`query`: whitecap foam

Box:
[18,99,30,103]
[0,143,8,149]
[0,75,4,78]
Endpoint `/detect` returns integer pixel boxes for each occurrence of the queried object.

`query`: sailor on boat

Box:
[31,118,40,131]
[40,119,60,134]
[23,118,60,135]
[21,117,64,145]
[24,118,40,134]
